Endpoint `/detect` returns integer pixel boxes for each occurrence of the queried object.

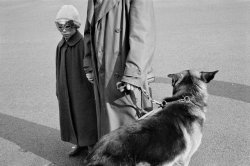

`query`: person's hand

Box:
[86,72,94,84]
[123,82,135,91]
[117,81,137,93]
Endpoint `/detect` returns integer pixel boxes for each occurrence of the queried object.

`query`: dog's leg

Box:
[173,127,193,166]
[182,124,203,166]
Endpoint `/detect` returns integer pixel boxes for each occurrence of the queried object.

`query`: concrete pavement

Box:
[0,137,51,166]
[0,0,249,165]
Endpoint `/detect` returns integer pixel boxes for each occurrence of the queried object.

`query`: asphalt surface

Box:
[0,0,250,166]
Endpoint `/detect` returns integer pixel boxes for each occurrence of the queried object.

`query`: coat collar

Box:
[87,0,121,24]
[58,30,83,48]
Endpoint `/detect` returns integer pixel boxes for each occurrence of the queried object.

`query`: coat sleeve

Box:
[121,0,156,87]
[83,20,93,73]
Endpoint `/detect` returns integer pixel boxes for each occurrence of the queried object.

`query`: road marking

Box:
[154,77,250,103]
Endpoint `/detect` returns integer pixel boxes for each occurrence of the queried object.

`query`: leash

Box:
[116,82,165,118]
[139,96,196,120]
[139,87,165,108]
[116,81,204,119]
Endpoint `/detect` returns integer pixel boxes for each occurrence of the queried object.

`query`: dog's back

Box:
[87,105,204,166]
[86,70,218,166]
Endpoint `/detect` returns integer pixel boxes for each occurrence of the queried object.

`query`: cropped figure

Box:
[83,0,156,138]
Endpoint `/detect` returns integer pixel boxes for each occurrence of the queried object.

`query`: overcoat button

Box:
[115,28,121,33]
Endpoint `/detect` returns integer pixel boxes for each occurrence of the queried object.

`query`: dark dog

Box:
[86,70,218,166]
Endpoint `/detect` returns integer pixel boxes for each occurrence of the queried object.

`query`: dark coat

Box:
[56,30,97,146]
[83,0,156,138]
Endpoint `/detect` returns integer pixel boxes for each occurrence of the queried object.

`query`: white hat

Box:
[55,5,81,28]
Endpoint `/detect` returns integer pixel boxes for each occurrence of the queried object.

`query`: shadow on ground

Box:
[0,113,87,166]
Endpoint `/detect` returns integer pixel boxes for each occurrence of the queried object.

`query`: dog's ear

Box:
[200,70,219,83]
[168,73,183,86]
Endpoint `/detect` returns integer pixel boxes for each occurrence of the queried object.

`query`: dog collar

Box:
[162,95,207,109]
[178,96,192,103]
[179,96,207,110]
[161,96,192,106]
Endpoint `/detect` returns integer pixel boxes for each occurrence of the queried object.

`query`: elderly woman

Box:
[55,5,97,156]
[83,0,156,138]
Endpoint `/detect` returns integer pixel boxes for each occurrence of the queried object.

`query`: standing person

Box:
[55,5,97,156]
[83,0,156,138]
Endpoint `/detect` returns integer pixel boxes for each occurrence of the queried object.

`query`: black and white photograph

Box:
[0,0,249,165]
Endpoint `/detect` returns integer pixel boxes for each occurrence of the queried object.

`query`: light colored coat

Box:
[83,0,156,138]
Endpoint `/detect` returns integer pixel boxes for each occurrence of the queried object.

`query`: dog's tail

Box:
[86,152,125,166]
[85,141,112,166]
[85,156,114,166]
[85,129,133,166]
[86,158,133,166]
[85,147,132,166]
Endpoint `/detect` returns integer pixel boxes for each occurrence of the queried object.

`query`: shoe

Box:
[68,145,83,157]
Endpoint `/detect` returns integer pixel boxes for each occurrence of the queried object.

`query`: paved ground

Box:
[0,0,250,165]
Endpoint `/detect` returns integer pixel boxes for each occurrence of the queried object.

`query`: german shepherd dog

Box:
[86,70,218,166]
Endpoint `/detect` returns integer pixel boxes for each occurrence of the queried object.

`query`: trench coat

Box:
[56,30,97,146]
[83,0,156,138]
